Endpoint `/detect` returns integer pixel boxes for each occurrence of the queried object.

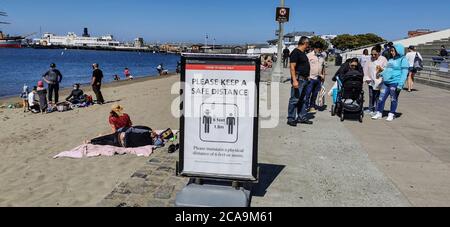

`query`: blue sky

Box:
[1,0,449,44]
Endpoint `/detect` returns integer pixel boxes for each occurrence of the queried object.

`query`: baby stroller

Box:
[331,70,365,122]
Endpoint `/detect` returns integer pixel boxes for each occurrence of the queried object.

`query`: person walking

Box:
[372,43,409,122]
[306,41,325,113]
[363,45,388,115]
[91,63,105,105]
[283,47,290,68]
[287,36,312,127]
[405,46,423,92]
[359,49,371,69]
[42,63,63,104]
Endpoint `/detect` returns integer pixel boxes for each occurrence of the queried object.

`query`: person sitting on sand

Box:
[113,74,121,81]
[109,104,133,133]
[88,126,165,148]
[37,81,48,114]
[28,86,40,113]
[157,63,169,76]
[66,84,85,104]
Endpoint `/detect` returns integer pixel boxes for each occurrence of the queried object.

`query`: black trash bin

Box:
[335,54,343,66]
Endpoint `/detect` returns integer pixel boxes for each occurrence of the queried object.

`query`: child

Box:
[36,81,48,114]
[20,85,29,113]
[28,86,40,113]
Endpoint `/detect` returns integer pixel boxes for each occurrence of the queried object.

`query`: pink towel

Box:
[53,144,155,159]
[53,130,178,159]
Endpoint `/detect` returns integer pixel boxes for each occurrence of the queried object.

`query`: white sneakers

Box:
[386,113,395,122]
[371,112,396,122]
[371,112,383,120]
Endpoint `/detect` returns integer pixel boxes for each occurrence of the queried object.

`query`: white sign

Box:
[181,57,259,181]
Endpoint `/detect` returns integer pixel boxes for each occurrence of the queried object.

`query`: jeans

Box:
[92,84,105,104]
[368,85,381,112]
[48,83,60,103]
[283,58,289,68]
[288,78,309,122]
[307,78,322,109]
[377,83,400,114]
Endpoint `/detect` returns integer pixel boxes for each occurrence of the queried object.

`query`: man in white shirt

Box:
[405,46,423,92]
[306,42,326,113]
[28,86,40,113]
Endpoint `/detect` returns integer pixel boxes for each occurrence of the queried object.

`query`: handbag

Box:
[413,53,424,71]
[160,128,174,140]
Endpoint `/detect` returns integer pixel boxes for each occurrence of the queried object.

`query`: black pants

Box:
[91,126,153,148]
[48,84,60,103]
[30,104,41,113]
[91,133,121,147]
[92,84,105,104]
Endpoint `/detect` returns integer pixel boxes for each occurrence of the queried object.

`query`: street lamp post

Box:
[272,0,286,82]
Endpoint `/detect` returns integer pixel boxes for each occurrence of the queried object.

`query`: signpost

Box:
[176,54,260,207]
[276,7,290,23]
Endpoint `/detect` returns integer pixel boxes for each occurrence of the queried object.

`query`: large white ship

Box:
[37,28,121,47]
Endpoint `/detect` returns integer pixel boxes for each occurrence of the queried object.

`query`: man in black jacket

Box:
[42,63,63,104]
[91,63,105,104]
[66,84,85,104]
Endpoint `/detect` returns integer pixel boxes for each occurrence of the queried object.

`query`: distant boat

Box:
[0,31,23,48]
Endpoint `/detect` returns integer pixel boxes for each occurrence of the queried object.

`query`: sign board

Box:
[276,7,290,23]
[179,54,260,181]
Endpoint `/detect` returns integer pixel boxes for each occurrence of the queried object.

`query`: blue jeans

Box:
[377,83,400,114]
[288,78,310,122]
[307,78,322,109]
[368,85,381,112]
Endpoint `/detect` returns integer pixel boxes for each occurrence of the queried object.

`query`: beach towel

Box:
[53,144,155,159]
[53,130,179,159]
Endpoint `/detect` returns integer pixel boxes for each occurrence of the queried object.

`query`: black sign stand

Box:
[175,54,261,207]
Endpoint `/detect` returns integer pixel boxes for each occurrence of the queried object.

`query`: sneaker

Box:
[308,108,317,114]
[287,121,297,127]
[386,113,395,122]
[371,112,383,120]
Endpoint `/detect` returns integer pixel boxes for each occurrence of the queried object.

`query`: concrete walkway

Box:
[344,73,450,206]
[252,66,410,207]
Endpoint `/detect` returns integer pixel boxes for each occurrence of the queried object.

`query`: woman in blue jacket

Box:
[372,43,409,122]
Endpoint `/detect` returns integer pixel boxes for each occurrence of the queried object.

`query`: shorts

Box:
[408,67,418,74]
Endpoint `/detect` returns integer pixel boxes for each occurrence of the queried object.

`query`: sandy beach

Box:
[0,74,180,207]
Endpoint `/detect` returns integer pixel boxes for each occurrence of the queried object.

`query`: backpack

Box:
[46,70,59,83]
[413,53,424,71]
[85,95,93,104]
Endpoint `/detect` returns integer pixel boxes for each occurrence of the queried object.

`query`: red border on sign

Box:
[186,64,256,71]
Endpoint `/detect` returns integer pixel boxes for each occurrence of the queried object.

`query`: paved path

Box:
[344,72,450,206]
[252,66,410,207]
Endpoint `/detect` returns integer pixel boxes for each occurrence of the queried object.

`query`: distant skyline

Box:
[1,0,449,44]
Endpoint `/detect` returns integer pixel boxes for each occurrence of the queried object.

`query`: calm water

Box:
[0,48,180,97]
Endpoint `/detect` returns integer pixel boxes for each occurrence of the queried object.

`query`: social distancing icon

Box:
[200,103,238,143]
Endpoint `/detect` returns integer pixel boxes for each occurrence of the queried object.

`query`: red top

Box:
[109,114,132,130]
[124,69,130,76]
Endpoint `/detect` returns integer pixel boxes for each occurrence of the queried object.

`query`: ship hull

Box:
[0,40,22,48]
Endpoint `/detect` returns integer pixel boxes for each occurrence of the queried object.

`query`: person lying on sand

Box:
[87,126,165,148]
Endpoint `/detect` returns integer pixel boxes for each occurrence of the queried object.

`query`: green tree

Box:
[332,33,385,51]
[310,36,330,50]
